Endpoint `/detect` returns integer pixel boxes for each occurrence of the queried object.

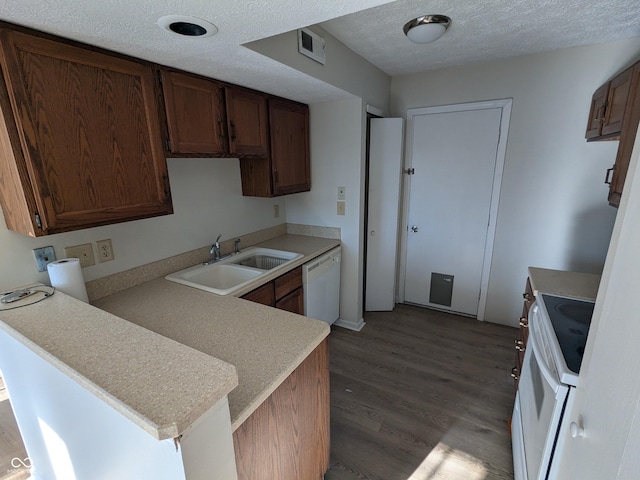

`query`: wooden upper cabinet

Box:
[602,67,633,137]
[269,98,310,196]
[160,69,228,155]
[585,83,608,139]
[586,66,633,140]
[225,86,269,157]
[0,26,172,236]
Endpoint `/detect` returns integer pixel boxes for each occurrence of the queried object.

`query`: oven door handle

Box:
[528,304,563,391]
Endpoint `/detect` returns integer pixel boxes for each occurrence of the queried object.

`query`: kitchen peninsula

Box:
[0,234,337,480]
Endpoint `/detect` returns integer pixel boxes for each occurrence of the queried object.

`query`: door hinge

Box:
[404,168,415,175]
[166,139,171,152]
[34,213,42,229]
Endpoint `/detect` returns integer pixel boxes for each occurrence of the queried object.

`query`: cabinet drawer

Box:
[242,282,275,306]
[275,267,302,300]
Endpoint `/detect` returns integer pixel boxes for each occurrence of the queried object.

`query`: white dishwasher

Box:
[302,246,341,325]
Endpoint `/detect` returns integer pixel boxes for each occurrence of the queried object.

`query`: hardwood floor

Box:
[0,376,29,480]
[325,304,517,480]
[0,304,516,480]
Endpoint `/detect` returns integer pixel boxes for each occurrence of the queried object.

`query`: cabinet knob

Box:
[515,339,525,352]
[570,422,585,438]
[523,292,530,301]
[511,367,519,380]
[519,317,528,328]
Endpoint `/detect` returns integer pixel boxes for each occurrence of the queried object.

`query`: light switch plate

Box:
[337,201,346,216]
[64,243,95,268]
[33,246,56,272]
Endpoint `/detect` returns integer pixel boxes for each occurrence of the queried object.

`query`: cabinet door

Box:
[0,29,171,234]
[585,83,609,139]
[275,287,304,315]
[269,98,310,196]
[602,67,633,137]
[225,86,268,157]
[161,69,228,155]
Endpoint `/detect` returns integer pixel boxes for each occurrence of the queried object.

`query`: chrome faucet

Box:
[234,238,241,254]
[210,234,222,261]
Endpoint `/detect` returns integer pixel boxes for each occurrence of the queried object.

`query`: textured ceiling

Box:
[1,1,640,104]
[322,0,640,76]
[0,0,392,103]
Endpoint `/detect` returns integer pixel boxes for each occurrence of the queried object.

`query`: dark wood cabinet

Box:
[242,266,304,315]
[512,277,534,391]
[225,86,269,157]
[240,98,310,197]
[160,69,228,155]
[0,25,172,236]
[586,62,640,207]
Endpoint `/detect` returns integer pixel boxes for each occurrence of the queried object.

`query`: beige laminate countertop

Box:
[528,267,601,301]
[95,234,338,431]
[0,289,238,440]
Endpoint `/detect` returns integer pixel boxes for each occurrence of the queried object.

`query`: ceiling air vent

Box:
[297,28,326,65]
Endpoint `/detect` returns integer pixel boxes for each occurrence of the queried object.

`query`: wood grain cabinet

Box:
[225,86,269,157]
[0,25,172,236]
[586,62,640,207]
[242,266,304,315]
[233,339,329,480]
[512,278,534,391]
[240,97,310,197]
[159,69,228,156]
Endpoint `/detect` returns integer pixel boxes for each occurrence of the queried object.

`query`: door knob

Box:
[370,230,376,236]
[411,225,419,233]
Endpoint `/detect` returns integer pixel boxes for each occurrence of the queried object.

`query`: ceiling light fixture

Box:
[403,15,451,44]
[157,15,218,37]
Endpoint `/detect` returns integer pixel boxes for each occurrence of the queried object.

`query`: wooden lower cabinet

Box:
[242,267,304,315]
[233,339,330,480]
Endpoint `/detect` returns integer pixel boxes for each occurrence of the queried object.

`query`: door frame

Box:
[397,99,512,320]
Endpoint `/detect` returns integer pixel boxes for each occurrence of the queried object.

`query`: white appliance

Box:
[512,294,594,479]
[302,246,341,325]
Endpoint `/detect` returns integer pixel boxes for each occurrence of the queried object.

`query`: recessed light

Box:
[157,15,218,37]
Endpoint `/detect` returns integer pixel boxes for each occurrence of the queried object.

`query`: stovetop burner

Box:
[541,294,595,374]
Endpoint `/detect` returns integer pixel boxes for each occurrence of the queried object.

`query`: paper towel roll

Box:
[47,258,89,303]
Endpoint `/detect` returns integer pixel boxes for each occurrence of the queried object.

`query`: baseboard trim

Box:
[332,318,366,332]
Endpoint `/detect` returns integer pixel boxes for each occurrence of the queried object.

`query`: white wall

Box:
[391,38,640,326]
[286,98,366,327]
[0,158,283,292]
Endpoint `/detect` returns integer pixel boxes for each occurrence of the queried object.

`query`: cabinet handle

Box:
[515,339,525,352]
[519,317,528,328]
[511,367,519,380]
[605,167,614,185]
[229,121,237,142]
[218,120,226,141]
[522,292,530,301]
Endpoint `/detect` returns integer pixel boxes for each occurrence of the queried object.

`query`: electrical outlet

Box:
[64,243,95,268]
[33,246,56,272]
[96,239,114,263]
[338,186,346,200]
[273,204,280,218]
[337,201,346,216]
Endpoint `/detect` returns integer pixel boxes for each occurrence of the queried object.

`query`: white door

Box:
[366,118,404,311]
[403,106,503,316]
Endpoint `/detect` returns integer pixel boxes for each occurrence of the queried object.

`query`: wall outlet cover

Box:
[338,186,346,201]
[96,239,115,263]
[64,243,95,268]
[337,201,346,216]
[33,246,56,272]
